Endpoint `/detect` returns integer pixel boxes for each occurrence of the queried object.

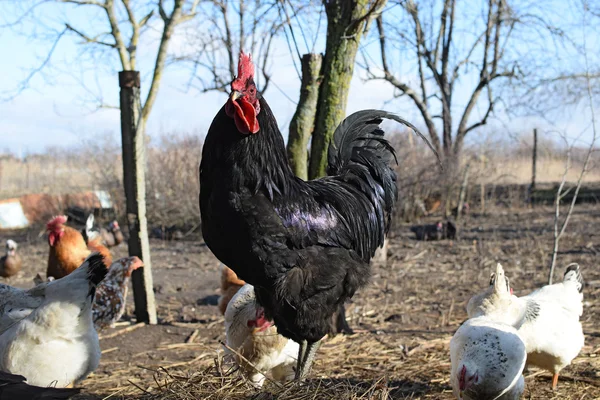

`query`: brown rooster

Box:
[46,215,112,279]
[0,240,21,278]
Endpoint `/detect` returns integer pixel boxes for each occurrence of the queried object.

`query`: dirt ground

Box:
[1,205,599,399]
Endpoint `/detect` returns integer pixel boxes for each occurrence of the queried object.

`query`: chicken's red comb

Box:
[46,215,67,232]
[238,51,254,81]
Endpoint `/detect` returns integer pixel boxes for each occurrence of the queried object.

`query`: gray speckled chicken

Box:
[450,316,526,400]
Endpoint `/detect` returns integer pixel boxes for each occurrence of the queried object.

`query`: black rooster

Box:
[200,52,436,379]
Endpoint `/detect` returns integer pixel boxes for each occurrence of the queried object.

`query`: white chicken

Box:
[450,316,527,400]
[0,253,107,388]
[467,263,584,389]
[225,284,299,388]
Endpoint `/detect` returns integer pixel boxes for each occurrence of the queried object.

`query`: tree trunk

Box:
[287,54,323,180]
[119,71,158,325]
[309,0,381,179]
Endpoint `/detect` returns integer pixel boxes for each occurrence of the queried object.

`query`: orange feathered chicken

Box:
[46,215,112,279]
[86,237,113,267]
[217,265,246,315]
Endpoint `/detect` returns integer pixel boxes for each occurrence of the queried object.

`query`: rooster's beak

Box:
[230,91,242,101]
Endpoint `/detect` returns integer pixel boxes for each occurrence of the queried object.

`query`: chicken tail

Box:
[48,253,108,301]
[81,213,95,243]
[326,111,399,239]
[563,263,584,293]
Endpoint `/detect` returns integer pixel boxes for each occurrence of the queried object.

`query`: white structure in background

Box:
[0,200,29,229]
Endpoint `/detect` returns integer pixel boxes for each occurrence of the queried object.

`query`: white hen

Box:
[468,263,584,389]
[225,284,299,388]
[450,316,527,400]
[0,253,107,388]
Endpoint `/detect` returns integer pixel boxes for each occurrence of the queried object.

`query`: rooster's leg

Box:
[295,340,307,379]
[335,303,354,334]
[295,340,321,380]
[552,373,559,390]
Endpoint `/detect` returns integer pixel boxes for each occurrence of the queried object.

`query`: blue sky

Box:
[0,1,596,156]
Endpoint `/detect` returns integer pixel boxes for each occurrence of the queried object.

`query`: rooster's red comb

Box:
[46,215,67,232]
[237,51,254,81]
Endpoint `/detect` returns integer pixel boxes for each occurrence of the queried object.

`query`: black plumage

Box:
[200,94,425,377]
[410,220,456,241]
[0,371,80,399]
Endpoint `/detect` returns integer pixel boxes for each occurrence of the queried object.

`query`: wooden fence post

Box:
[529,128,538,204]
[119,71,157,325]
[456,162,471,221]
[479,155,486,215]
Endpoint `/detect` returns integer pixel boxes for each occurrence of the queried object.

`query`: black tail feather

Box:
[564,263,584,293]
[326,111,400,258]
[85,253,108,298]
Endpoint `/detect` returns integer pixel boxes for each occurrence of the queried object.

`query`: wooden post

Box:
[25,160,30,190]
[479,155,486,215]
[119,70,157,325]
[456,162,471,221]
[529,128,538,205]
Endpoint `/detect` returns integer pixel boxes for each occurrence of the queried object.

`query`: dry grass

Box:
[476,156,600,185]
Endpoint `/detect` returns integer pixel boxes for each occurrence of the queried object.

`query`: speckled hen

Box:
[92,257,144,331]
[450,316,527,400]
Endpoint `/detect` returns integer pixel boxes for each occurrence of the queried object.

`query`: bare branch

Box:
[440,0,455,81]
[219,1,236,79]
[450,32,486,87]
[142,0,186,122]
[121,0,142,68]
[374,14,441,154]
[104,0,131,69]
[58,0,104,6]
[461,87,495,137]
[0,0,49,28]
[2,27,68,101]
[65,23,116,48]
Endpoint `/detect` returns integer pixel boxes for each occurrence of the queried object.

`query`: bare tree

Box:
[548,0,598,284]
[177,1,294,95]
[364,0,522,164]
[3,0,201,132]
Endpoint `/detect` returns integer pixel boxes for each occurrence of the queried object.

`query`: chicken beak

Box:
[230,90,242,101]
